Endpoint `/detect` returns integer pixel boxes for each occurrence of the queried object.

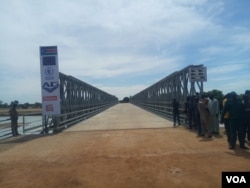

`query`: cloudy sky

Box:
[0,0,250,104]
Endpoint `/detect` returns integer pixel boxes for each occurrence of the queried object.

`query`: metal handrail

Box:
[22,115,43,134]
[131,100,187,123]
[45,102,117,132]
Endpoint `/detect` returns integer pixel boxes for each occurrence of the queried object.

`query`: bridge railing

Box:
[0,114,43,139]
[42,72,118,133]
[131,100,187,124]
[44,101,117,133]
[22,114,43,133]
[0,100,117,139]
[130,64,206,125]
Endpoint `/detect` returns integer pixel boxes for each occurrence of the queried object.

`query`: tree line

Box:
[0,101,42,109]
[0,89,245,109]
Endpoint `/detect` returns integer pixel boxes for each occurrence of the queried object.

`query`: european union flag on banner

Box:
[43,56,56,66]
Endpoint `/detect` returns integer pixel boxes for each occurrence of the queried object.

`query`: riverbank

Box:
[0,108,42,116]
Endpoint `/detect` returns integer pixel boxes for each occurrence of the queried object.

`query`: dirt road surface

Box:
[0,104,249,188]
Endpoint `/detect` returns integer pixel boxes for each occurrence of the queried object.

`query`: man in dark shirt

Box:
[222,92,248,149]
[9,101,19,136]
[243,90,250,142]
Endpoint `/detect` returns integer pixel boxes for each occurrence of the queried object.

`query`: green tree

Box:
[33,102,42,108]
[21,103,30,109]
[207,89,224,110]
[120,97,130,103]
[207,89,223,100]
[123,97,130,103]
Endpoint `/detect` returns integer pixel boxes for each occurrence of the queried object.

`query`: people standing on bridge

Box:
[243,90,250,142]
[9,101,19,136]
[222,93,231,144]
[194,96,202,136]
[184,96,189,124]
[172,98,180,127]
[190,96,196,130]
[198,94,211,138]
[222,92,248,149]
[184,96,193,129]
[208,94,220,135]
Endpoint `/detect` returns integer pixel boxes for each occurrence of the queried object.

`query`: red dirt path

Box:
[1,126,250,188]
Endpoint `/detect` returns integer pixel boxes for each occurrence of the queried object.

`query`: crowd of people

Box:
[172,90,250,150]
[221,91,250,149]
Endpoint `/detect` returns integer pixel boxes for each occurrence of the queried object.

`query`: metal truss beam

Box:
[43,72,118,133]
[130,64,206,122]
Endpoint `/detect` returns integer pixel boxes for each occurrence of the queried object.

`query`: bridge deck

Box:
[65,103,173,132]
[1,103,250,188]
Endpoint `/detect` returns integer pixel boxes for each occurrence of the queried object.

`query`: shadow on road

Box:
[0,134,50,145]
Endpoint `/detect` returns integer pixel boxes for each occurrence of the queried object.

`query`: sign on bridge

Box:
[189,66,207,82]
[40,46,61,115]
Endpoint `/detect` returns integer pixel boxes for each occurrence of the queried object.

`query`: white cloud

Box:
[1,75,41,104]
[60,52,182,79]
[0,0,249,103]
[200,46,234,56]
[208,64,247,75]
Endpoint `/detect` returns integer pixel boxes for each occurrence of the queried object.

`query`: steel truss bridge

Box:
[130,64,207,122]
[18,64,206,135]
[43,72,118,133]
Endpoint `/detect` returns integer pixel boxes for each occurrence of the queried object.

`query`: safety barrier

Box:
[22,114,43,134]
[0,100,118,138]
[132,101,187,124]
[130,65,207,124]
[43,101,117,133]
[42,72,118,133]
[0,114,43,139]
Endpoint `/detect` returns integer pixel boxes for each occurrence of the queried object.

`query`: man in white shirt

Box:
[208,94,220,135]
